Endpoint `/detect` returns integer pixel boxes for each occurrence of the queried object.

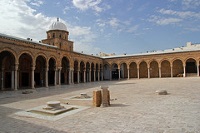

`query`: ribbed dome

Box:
[49,18,67,31]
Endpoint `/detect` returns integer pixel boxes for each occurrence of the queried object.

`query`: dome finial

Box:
[57,17,59,22]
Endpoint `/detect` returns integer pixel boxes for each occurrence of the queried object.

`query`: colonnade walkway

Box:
[0,77,200,132]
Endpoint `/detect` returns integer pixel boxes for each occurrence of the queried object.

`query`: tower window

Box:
[53,33,55,38]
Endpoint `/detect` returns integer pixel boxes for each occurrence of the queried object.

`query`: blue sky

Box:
[0,0,200,55]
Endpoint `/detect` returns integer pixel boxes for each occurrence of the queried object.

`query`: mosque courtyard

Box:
[0,77,200,133]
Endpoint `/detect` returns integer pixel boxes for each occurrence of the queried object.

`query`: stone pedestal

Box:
[93,90,102,107]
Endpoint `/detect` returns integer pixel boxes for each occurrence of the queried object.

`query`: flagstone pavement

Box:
[0,77,200,133]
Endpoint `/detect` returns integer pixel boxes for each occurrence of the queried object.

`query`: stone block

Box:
[101,86,110,107]
[93,90,102,107]
[156,90,168,95]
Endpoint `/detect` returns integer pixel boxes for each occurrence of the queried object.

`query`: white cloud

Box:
[72,0,103,12]
[68,26,101,54]
[30,0,44,7]
[182,0,200,9]
[0,0,51,41]
[70,26,92,36]
[108,18,119,27]
[184,27,200,32]
[96,18,140,34]
[169,0,200,9]
[96,18,120,28]
[149,16,182,25]
[127,25,139,33]
[0,0,101,54]
[149,8,200,26]
[159,9,200,19]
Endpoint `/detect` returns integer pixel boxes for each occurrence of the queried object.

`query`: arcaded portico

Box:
[0,19,200,91]
[103,49,200,80]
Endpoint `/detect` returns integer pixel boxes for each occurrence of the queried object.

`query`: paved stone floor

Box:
[0,77,200,133]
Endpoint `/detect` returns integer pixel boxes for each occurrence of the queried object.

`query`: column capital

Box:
[14,64,19,71]
[31,67,35,71]
[69,68,74,71]
[58,67,62,70]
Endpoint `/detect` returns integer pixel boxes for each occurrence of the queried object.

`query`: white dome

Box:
[49,18,67,31]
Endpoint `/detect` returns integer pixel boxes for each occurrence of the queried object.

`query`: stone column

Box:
[68,69,71,85]
[58,68,62,85]
[45,68,49,87]
[77,70,80,83]
[17,69,19,89]
[54,68,57,86]
[159,67,161,78]
[83,70,86,83]
[137,67,140,79]
[183,65,186,77]
[127,68,130,79]
[171,65,173,78]
[1,68,4,90]
[148,67,150,79]
[110,69,112,80]
[11,66,14,90]
[101,70,103,81]
[89,70,91,82]
[93,70,96,82]
[14,64,18,90]
[97,70,100,81]
[71,69,74,84]
[118,68,121,80]
[31,66,35,89]
[197,62,199,77]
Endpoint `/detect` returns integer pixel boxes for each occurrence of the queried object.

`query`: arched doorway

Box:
[161,60,171,77]
[100,64,103,81]
[19,53,32,88]
[96,63,99,81]
[80,61,85,83]
[0,51,16,90]
[186,58,197,77]
[129,62,137,78]
[120,63,128,79]
[61,57,70,84]
[103,64,110,80]
[139,61,148,78]
[48,58,56,85]
[111,63,118,80]
[91,63,94,82]
[86,62,90,82]
[173,59,183,77]
[35,56,46,87]
[150,61,159,78]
